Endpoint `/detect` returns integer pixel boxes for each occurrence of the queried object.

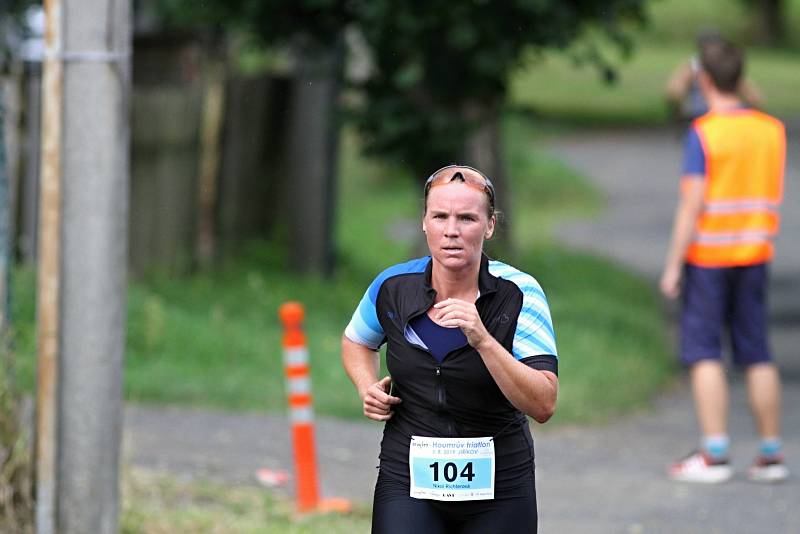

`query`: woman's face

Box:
[423,182,495,272]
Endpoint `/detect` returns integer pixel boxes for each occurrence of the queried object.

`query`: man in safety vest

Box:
[660,39,788,484]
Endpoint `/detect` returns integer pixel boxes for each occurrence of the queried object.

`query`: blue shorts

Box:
[680,263,771,367]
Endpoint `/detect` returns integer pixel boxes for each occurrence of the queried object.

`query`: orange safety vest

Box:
[685,109,785,267]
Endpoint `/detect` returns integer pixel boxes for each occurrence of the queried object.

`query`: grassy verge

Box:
[121,468,371,534]
[0,357,33,533]
[504,114,603,248]
[527,247,673,422]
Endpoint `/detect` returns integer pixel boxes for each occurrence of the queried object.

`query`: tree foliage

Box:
[154,0,355,46]
[737,0,785,46]
[154,0,647,177]
[353,1,646,176]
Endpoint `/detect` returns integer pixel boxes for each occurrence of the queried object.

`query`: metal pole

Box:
[35,0,64,531]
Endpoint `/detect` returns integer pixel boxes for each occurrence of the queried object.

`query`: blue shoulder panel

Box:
[488,260,558,360]
[344,257,431,350]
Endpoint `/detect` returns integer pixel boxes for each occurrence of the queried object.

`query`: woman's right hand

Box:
[361,376,402,421]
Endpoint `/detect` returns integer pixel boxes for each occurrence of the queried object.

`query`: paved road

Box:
[124,125,799,533]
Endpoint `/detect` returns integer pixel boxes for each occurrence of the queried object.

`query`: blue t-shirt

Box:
[407,313,467,363]
[682,126,706,178]
[683,108,752,179]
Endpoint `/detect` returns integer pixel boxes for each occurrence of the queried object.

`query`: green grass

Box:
[510,0,800,126]
[511,42,800,126]
[504,114,603,249]
[9,248,371,418]
[643,0,800,47]
[121,468,371,533]
[527,248,673,423]
[336,130,419,276]
[8,115,673,425]
[511,42,681,126]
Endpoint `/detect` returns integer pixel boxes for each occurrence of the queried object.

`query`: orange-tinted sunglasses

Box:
[424,165,495,208]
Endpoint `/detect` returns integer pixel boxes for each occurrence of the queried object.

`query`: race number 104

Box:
[429,461,475,483]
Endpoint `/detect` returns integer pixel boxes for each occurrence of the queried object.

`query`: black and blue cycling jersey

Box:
[344,254,558,493]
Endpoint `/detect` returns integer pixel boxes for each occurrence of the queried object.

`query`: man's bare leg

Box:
[691,359,728,437]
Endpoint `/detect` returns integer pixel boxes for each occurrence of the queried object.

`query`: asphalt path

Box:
[124,124,799,533]
[539,125,799,533]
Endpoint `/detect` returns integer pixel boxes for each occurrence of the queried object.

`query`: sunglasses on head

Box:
[424,165,496,205]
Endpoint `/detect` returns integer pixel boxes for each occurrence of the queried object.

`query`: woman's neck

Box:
[430,261,481,303]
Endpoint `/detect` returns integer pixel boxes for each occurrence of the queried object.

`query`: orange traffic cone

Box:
[279,302,352,515]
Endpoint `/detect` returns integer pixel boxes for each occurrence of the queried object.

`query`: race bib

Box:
[409,436,495,501]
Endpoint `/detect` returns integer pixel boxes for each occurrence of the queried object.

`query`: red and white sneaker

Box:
[748,455,789,483]
[668,450,733,483]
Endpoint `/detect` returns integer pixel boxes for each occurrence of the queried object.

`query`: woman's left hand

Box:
[433,298,489,348]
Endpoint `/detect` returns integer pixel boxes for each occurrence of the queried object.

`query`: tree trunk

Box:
[755,0,785,47]
[217,73,291,256]
[283,36,344,276]
[461,102,512,257]
[195,42,227,269]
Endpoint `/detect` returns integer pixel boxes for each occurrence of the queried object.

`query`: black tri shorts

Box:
[371,469,538,534]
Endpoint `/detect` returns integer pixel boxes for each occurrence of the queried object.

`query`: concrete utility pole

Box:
[36,0,131,532]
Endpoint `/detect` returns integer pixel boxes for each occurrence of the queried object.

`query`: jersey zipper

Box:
[434,365,456,436]
[404,298,456,436]
[435,366,444,408]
